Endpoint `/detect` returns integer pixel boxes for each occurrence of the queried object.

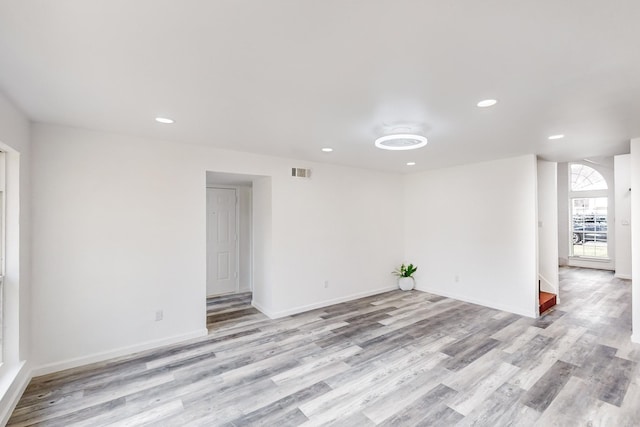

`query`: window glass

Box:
[571,197,608,258]
[570,164,608,191]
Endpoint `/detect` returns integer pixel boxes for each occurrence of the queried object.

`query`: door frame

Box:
[206,186,240,296]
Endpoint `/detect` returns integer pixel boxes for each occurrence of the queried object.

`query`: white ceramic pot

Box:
[398,276,415,291]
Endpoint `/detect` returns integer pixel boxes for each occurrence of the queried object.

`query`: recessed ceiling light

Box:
[477,99,497,108]
[406,162,416,166]
[155,117,174,124]
[548,134,564,140]
[374,134,428,151]
[321,147,333,152]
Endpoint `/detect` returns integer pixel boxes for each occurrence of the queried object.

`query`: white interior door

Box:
[207,188,238,296]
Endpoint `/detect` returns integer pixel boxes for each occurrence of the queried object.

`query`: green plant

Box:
[392,263,417,278]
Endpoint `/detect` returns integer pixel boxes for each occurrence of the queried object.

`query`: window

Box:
[569,164,608,259]
[571,163,608,191]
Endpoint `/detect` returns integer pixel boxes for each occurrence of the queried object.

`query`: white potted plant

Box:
[393,263,417,291]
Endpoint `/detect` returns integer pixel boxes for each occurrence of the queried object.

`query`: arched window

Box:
[569,163,608,259]
[570,164,608,191]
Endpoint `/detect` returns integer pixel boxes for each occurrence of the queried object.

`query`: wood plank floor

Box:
[9,267,640,426]
[207,292,262,331]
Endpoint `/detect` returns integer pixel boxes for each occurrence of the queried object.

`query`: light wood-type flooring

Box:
[206,292,261,331]
[8,267,640,426]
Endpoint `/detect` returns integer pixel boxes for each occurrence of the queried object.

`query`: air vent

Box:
[291,168,311,178]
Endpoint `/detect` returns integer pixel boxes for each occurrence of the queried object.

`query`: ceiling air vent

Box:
[291,167,311,178]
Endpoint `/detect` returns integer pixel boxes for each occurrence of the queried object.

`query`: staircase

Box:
[539,291,557,314]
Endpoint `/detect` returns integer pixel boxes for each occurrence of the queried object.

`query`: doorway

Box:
[206,187,238,296]
[206,171,261,330]
[206,172,255,297]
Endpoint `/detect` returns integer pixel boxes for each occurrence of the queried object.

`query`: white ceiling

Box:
[0,1,639,173]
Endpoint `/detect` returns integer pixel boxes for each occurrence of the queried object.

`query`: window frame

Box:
[568,162,610,261]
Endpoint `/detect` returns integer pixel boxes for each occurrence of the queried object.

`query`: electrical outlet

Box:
[155,310,163,321]
[324,280,329,288]
[454,275,460,283]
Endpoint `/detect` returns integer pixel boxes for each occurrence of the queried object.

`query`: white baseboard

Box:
[615,273,632,280]
[253,286,397,319]
[0,361,31,426]
[567,258,614,271]
[251,299,271,317]
[32,328,208,377]
[415,285,537,318]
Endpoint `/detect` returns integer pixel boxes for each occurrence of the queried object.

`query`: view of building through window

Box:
[571,197,608,257]
[569,163,608,259]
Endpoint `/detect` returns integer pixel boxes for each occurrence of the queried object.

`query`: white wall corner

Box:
[251,299,275,319]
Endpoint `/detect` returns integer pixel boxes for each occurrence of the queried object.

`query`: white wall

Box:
[630,138,640,343]
[557,159,615,271]
[266,162,404,316]
[0,90,31,425]
[30,123,404,371]
[238,186,252,292]
[252,177,273,311]
[614,154,632,279]
[537,160,559,296]
[558,163,569,266]
[404,155,538,318]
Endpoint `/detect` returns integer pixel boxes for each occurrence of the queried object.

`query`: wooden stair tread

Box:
[539,291,557,314]
[539,291,555,304]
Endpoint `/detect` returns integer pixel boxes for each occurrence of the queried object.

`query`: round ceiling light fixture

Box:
[155,117,174,124]
[321,147,333,152]
[548,134,564,140]
[374,134,428,151]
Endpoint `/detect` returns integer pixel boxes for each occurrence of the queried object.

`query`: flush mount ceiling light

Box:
[321,147,333,152]
[155,117,174,124]
[406,162,416,166]
[374,134,428,151]
[548,134,564,140]
[477,99,497,107]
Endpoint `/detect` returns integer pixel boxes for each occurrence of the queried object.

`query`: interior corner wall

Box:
[0,90,32,424]
[404,154,538,318]
[630,138,640,343]
[30,123,404,370]
[614,154,631,279]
